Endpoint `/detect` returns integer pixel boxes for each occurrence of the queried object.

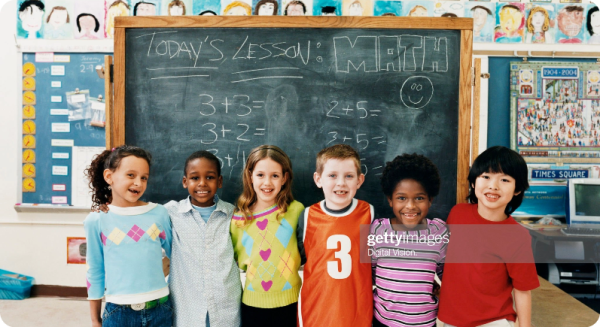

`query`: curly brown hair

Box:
[85,145,152,210]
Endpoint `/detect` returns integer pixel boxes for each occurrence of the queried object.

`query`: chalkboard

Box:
[21,53,106,205]
[113,17,473,219]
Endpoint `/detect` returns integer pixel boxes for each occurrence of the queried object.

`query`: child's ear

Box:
[182,176,188,188]
[387,196,393,207]
[313,172,323,188]
[103,169,113,185]
[217,175,223,189]
[282,172,288,186]
[357,173,365,189]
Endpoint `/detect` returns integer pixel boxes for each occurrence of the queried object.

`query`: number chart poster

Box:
[21,53,106,205]
[510,62,600,163]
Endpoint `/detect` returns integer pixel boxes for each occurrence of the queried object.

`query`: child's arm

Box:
[89,299,102,327]
[296,208,307,265]
[514,289,532,327]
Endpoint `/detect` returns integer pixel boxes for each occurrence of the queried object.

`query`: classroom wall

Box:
[0,0,88,287]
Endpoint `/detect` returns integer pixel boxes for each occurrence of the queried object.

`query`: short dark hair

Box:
[134,1,155,16]
[563,5,584,13]
[471,5,492,16]
[76,13,100,32]
[381,153,441,199]
[184,151,221,176]
[19,0,44,13]
[199,10,217,15]
[321,6,336,14]
[587,6,599,35]
[441,13,457,18]
[467,146,529,215]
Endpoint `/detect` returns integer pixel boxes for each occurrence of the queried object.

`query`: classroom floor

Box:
[0,297,94,327]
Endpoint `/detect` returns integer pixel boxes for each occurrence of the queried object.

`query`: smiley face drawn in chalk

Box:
[400,76,434,109]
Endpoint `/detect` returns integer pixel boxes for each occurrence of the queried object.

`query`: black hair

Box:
[587,6,599,35]
[134,1,155,16]
[199,10,217,15]
[85,145,152,210]
[19,0,44,13]
[321,6,336,14]
[76,13,100,32]
[183,150,221,176]
[284,0,306,15]
[381,153,441,200]
[471,5,492,16]
[467,146,529,215]
[441,13,457,18]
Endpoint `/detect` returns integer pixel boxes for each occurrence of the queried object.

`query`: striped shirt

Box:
[370,218,448,327]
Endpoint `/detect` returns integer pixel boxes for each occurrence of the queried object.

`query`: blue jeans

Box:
[102,298,173,327]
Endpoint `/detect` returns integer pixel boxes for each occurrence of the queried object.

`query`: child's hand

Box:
[92,320,102,327]
[433,280,441,297]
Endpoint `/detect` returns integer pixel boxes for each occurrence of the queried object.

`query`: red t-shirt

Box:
[438,203,540,327]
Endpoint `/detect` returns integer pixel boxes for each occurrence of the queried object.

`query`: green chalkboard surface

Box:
[118,18,470,218]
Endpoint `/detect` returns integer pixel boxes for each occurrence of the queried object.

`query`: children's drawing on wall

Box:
[222,0,252,15]
[525,4,556,43]
[105,0,129,38]
[373,0,400,16]
[466,2,495,42]
[253,0,279,15]
[586,5,600,44]
[402,1,433,17]
[193,0,219,15]
[313,0,340,16]
[341,0,372,16]
[17,0,45,39]
[494,3,525,43]
[587,70,600,97]
[162,0,190,15]
[282,0,311,15]
[43,0,73,39]
[556,4,585,43]
[74,0,103,39]
[433,1,464,17]
[132,0,159,16]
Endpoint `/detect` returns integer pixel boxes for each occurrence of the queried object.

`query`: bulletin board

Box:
[510,61,600,164]
[20,53,106,207]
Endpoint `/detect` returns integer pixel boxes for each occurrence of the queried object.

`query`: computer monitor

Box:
[566,178,600,225]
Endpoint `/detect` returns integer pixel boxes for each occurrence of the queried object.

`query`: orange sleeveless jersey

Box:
[299,199,374,327]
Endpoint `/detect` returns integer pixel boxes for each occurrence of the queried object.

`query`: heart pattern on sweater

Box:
[260,249,271,261]
[256,219,268,230]
[261,280,273,291]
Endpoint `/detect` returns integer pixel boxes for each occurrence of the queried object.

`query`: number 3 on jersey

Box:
[327,234,352,279]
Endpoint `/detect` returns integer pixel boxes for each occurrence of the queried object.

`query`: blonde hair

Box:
[224,1,252,15]
[168,0,186,15]
[234,145,294,227]
[527,6,549,33]
[315,144,361,175]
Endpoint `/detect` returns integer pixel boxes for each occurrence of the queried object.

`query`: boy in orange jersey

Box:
[297,144,374,327]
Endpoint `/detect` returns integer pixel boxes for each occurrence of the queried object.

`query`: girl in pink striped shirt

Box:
[369,153,449,327]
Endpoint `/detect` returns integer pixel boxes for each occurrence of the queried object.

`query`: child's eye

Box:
[256,173,263,178]
[346,174,354,179]
[127,173,134,178]
[141,176,148,181]
[191,177,199,180]
[272,174,279,179]
[416,196,425,201]
[397,196,406,201]
[328,174,336,178]
[480,175,489,179]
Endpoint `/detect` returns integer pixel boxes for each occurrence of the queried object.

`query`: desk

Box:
[532,276,599,327]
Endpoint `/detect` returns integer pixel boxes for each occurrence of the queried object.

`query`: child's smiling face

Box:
[314,158,364,210]
[472,171,520,221]
[104,156,149,207]
[251,158,287,210]
[183,158,222,207]
[387,179,431,230]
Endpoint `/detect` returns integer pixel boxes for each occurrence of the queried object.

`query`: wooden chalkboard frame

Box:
[111,16,473,203]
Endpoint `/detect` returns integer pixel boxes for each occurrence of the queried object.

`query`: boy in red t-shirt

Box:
[438,146,539,327]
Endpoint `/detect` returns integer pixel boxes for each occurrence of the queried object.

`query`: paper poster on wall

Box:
[105,0,130,38]
[253,0,280,15]
[341,0,372,16]
[17,0,45,39]
[221,0,252,15]
[586,5,600,44]
[524,3,556,44]
[71,146,105,208]
[373,0,400,16]
[433,1,464,17]
[67,237,87,264]
[281,0,311,15]
[401,0,433,17]
[556,4,586,43]
[312,0,340,16]
[162,0,191,15]
[43,0,74,39]
[495,3,525,43]
[131,0,161,16]
[511,62,600,163]
[193,0,219,15]
[73,0,105,39]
